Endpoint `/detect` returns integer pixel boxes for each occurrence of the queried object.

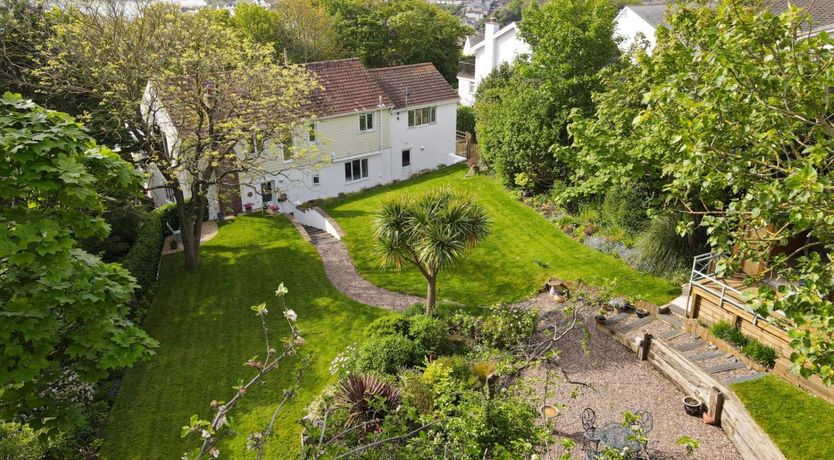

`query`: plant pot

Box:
[216,211,225,223]
[635,308,649,318]
[595,314,607,324]
[683,396,703,416]
[540,405,559,419]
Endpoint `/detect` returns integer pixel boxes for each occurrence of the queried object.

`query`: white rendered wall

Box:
[389,101,458,181]
[614,8,658,53]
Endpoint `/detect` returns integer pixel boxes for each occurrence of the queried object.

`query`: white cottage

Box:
[143,58,462,217]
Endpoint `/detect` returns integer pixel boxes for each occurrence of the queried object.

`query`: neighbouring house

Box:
[615,1,834,54]
[457,19,530,106]
[142,58,461,217]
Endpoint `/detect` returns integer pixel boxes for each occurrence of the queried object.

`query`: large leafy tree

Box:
[35,1,321,270]
[374,189,490,315]
[0,94,157,431]
[573,1,834,383]
[215,1,343,63]
[322,0,470,83]
[474,0,619,191]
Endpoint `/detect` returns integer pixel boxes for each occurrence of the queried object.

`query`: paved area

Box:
[520,294,742,460]
[303,225,423,311]
[162,220,219,255]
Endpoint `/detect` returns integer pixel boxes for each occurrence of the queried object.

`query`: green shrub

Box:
[480,305,538,349]
[456,105,476,142]
[364,315,412,338]
[742,339,777,368]
[421,356,474,388]
[0,422,46,460]
[356,335,421,374]
[710,320,748,347]
[408,315,453,356]
[120,203,174,298]
[400,370,434,415]
[80,204,151,263]
[633,213,698,276]
[600,186,649,235]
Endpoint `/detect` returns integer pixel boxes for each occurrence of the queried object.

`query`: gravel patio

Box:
[519,294,742,460]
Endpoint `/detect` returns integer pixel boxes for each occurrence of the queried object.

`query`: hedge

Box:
[120,203,175,297]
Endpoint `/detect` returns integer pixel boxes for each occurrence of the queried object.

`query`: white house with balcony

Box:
[457,20,530,106]
[142,58,461,218]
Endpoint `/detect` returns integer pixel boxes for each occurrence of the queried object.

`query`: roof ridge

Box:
[368,62,435,72]
[303,57,362,66]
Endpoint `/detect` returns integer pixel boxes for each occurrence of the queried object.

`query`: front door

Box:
[261,180,274,205]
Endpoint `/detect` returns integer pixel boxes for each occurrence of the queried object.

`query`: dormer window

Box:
[308,122,317,142]
[359,113,374,132]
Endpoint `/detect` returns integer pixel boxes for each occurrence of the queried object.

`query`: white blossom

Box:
[284,309,297,322]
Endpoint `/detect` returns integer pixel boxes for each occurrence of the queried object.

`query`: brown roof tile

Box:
[368,63,459,109]
[304,58,393,117]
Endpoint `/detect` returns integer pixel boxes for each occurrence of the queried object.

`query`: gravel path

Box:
[303,225,423,311]
[519,294,741,460]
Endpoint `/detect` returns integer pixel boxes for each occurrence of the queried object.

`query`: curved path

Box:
[302,225,423,311]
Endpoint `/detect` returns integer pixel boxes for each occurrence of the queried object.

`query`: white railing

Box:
[686,252,753,319]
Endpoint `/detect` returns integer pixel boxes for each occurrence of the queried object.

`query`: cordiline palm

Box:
[374,188,490,315]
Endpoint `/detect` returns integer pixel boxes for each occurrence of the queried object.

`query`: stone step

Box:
[689,351,725,362]
[722,372,767,385]
[661,330,685,341]
[659,314,684,329]
[704,361,747,374]
[618,316,654,332]
[674,340,704,352]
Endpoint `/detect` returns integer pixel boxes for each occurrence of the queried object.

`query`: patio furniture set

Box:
[581,407,654,459]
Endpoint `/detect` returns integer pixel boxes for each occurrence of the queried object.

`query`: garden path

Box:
[302,225,423,311]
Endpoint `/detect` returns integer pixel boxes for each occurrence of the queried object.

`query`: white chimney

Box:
[482,18,499,82]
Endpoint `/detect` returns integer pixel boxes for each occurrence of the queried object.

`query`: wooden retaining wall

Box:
[688,283,834,403]
[597,323,785,460]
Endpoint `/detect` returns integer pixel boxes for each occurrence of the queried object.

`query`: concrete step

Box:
[722,372,767,385]
[689,351,725,362]
[674,340,704,352]
[618,316,654,332]
[704,361,747,374]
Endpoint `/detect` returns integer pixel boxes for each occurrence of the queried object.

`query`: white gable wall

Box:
[614,7,659,53]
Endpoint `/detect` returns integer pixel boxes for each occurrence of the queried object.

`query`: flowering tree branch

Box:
[181,282,306,459]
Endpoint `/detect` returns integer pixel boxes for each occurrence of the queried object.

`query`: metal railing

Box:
[686,252,755,320]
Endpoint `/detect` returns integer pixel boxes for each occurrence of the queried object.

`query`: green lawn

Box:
[322,165,678,306]
[732,375,834,460]
[101,216,383,459]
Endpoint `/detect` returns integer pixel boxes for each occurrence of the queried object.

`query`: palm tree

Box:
[374,188,490,315]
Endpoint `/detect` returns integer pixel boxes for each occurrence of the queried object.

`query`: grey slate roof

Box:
[767,0,834,33]
[628,3,669,28]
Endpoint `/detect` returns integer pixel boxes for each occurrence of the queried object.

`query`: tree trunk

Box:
[425,275,437,316]
[175,189,206,272]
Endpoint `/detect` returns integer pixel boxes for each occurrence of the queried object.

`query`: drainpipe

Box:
[378,96,384,179]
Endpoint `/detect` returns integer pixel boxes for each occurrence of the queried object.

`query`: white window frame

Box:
[307,122,317,142]
[358,113,375,133]
[407,106,437,128]
[344,158,369,182]
[468,81,475,94]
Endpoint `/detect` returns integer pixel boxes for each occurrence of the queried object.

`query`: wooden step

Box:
[722,373,767,385]
[689,351,725,362]
[604,313,629,326]
[704,361,747,374]
[675,340,703,352]
[618,316,654,332]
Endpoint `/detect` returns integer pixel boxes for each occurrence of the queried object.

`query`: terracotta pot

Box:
[636,308,649,318]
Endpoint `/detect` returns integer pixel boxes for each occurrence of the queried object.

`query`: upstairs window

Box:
[308,123,317,142]
[408,106,437,127]
[345,158,369,182]
[359,113,374,132]
[279,132,293,161]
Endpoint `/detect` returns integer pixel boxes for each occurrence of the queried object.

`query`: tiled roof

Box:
[767,0,834,33]
[304,58,393,117]
[628,3,669,28]
[368,63,459,109]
